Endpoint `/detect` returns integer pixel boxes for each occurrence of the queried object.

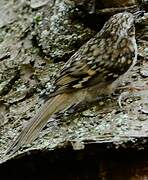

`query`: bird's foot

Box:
[117,86,145,108]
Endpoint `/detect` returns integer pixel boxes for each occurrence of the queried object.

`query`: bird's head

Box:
[101,12,135,39]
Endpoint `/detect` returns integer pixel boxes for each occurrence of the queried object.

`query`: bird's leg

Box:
[117,86,146,108]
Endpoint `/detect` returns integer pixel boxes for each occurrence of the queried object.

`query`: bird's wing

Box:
[50,36,134,97]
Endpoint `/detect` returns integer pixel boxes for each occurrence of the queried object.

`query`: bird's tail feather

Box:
[6,93,75,155]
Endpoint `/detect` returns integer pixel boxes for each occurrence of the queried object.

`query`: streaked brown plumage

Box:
[6,12,137,155]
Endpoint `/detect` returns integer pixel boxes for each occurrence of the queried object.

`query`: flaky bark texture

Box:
[0,0,148,173]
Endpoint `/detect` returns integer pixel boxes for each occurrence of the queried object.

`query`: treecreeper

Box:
[6,12,137,155]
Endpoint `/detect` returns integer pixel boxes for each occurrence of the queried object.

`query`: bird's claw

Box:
[118,86,145,108]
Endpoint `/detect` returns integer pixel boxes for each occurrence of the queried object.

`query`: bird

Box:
[6,12,137,155]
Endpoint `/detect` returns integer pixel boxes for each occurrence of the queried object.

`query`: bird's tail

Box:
[6,93,76,155]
